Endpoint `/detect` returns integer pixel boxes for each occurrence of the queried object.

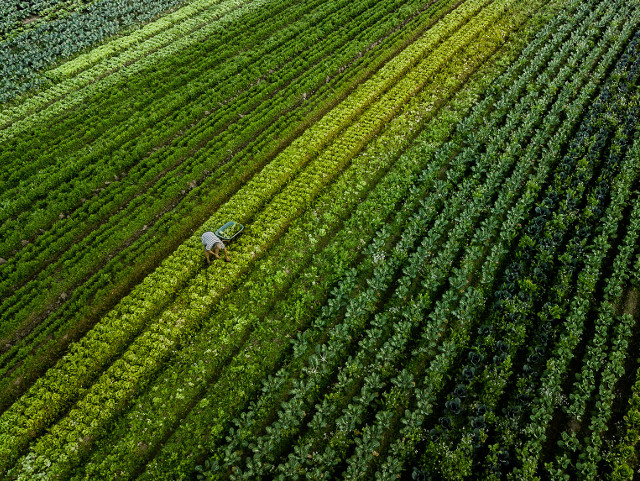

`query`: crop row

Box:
[0,0,356,345]
[0,0,332,252]
[378,5,640,480]
[0,0,275,133]
[218,0,632,474]
[6,0,639,478]
[0,0,87,39]
[195,2,640,479]
[609,261,640,481]
[544,77,640,480]
[0,0,442,179]
[500,27,640,479]
[402,14,640,477]
[0,0,343,391]
[511,142,640,480]
[436,70,639,481]
[0,0,435,358]
[0,0,303,154]
[0,0,448,326]
[419,0,638,460]
[76,43,491,476]
[0,0,439,260]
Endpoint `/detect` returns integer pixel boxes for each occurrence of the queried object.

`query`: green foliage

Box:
[3,0,640,479]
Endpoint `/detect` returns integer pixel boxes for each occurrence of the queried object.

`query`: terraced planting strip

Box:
[0,0,517,474]
[0,0,461,410]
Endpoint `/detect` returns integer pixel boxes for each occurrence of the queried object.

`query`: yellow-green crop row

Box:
[47,0,231,79]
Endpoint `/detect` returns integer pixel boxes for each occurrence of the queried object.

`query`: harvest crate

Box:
[215,221,244,241]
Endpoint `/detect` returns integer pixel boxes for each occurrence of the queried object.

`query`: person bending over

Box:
[202,231,230,264]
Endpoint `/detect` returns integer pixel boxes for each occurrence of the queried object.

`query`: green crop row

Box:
[0,0,425,346]
[0,0,275,134]
[70,8,496,473]
[0,0,480,362]
[511,50,640,481]
[519,149,640,480]
[194,0,612,477]
[0,0,96,40]
[0,0,345,383]
[280,1,632,474]
[0,0,438,178]
[4,0,640,478]
[0,0,445,326]
[610,259,640,481]
[424,17,640,478]
[0,0,365,344]
[549,105,640,479]
[0,0,327,251]
[318,2,639,477]
[478,17,640,479]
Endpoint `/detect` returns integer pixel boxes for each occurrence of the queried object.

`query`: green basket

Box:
[215,221,244,241]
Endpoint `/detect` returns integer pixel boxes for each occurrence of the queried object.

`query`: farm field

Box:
[1,0,640,479]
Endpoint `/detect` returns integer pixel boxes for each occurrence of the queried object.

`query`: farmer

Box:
[202,231,230,264]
